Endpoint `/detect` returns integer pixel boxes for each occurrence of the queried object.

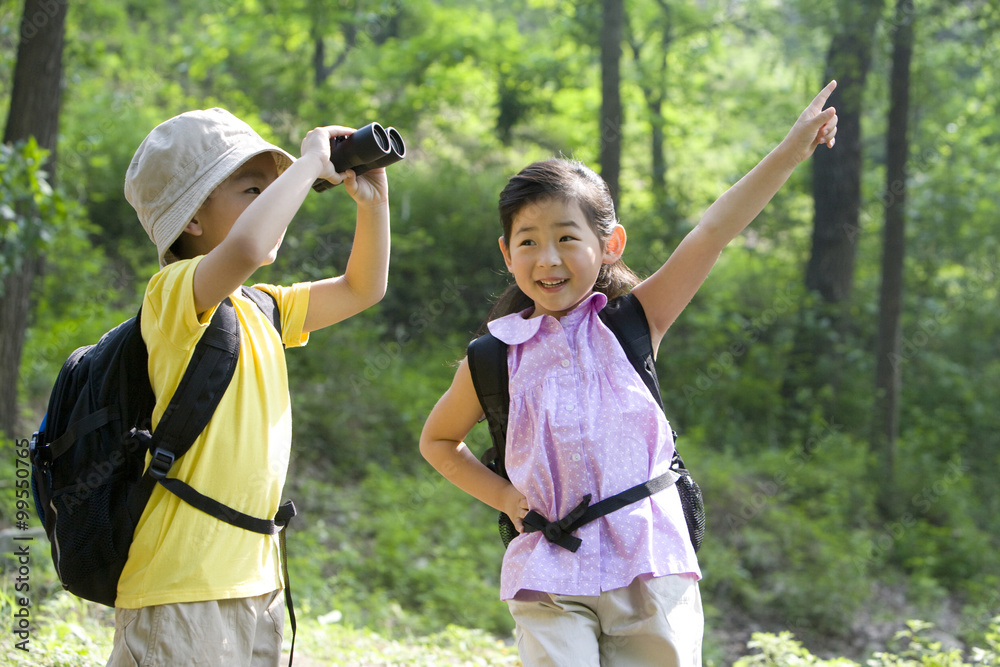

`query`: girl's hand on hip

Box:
[502,484,530,533]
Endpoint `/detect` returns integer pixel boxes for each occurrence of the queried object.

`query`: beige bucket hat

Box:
[125,108,295,267]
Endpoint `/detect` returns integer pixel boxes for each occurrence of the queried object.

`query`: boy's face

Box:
[193,153,279,254]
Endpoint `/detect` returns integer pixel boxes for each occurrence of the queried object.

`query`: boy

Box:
[107,108,390,665]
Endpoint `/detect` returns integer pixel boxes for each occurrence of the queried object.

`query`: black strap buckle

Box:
[30,431,50,465]
[275,500,297,527]
[148,448,176,479]
[523,494,592,553]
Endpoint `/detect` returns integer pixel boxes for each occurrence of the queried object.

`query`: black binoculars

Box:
[311,122,406,192]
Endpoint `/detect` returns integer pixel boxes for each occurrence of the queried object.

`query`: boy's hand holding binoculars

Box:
[307,121,406,194]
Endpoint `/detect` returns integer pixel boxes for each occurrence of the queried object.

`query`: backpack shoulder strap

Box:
[241,285,283,340]
[134,298,292,535]
[602,293,692,466]
[125,297,239,520]
[599,292,664,412]
[467,331,510,479]
[149,297,241,462]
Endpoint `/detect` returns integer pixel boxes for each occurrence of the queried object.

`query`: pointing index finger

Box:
[811,79,838,111]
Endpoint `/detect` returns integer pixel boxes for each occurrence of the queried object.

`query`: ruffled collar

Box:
[486,292,609,345]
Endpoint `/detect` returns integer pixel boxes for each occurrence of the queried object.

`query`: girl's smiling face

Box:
[500,197,623,319]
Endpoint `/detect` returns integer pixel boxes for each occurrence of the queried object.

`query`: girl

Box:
[419,82,839,666]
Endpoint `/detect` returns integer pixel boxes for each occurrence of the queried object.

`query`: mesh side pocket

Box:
[676,471,705,553]
[499,512,519,548]
[49,470,134,604]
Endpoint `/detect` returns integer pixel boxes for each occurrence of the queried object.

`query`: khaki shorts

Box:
[106,590,284,667]
[507,574,703,667]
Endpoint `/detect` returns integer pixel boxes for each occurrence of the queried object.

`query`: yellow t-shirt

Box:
[116,257,310,608]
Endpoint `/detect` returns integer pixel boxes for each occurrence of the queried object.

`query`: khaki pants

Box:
[106,590,284,667]
[507,574,702,667]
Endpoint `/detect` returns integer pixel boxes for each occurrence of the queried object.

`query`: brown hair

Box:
[483,159,640,326]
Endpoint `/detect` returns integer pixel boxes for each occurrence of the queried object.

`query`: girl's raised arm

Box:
[632,81,839,353]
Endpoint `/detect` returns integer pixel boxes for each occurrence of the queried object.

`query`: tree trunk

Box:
[626,1,672,223]
[872,0,914,520]
[648,0,672,213]
[0,0,68,438]
[805,0,885,304]
[649,97,666,203]
[782,0,885,424]
[599,0,624,209]
[3,0,66,153]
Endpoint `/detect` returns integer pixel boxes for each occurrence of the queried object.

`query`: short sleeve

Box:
[142,257,215,351]
[251,282,311,348]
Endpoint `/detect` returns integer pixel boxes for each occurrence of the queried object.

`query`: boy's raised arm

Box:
[302,167,390,333]
[192,126,347,314]
[632,81,839,352]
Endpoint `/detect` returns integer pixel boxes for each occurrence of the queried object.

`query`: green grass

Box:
[0,584,520,667]
[291,623,520,666]
[0,587,114,666]
[733,620,1000,666]
[3,565,999,666]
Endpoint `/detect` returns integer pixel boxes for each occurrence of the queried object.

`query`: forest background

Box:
[1,0,999,664]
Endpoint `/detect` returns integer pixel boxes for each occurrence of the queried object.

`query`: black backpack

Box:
[467,292,705,553]
[29,286,296,608]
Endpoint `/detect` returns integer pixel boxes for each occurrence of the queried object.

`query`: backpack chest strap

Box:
[522,469,680,552]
